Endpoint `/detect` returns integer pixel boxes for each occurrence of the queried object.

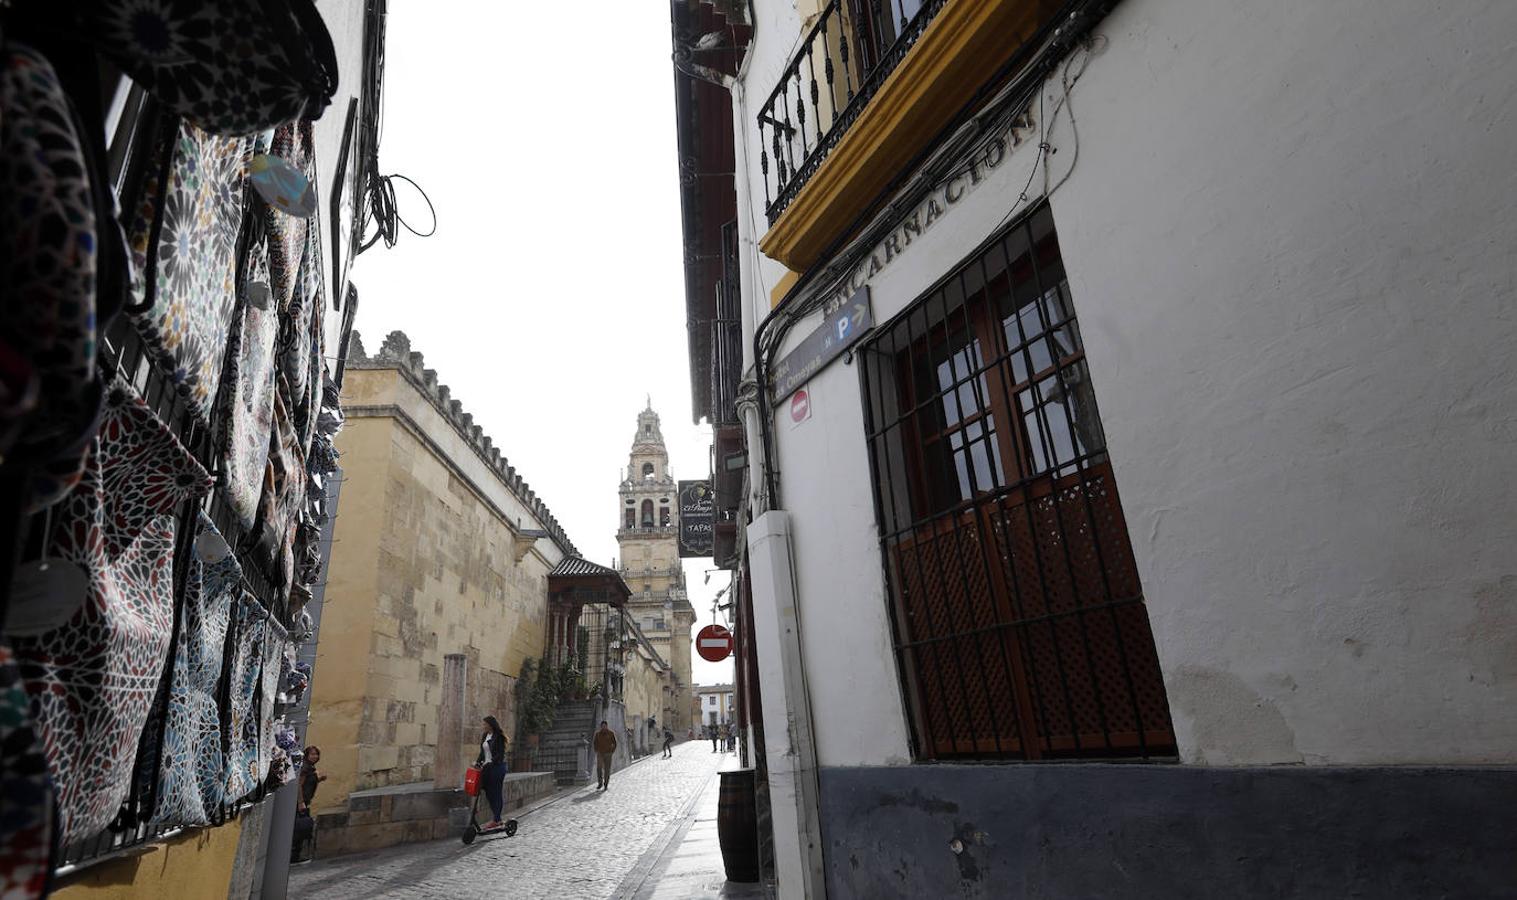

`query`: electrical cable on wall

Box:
[353,0,436,254]
[358,171,436,253]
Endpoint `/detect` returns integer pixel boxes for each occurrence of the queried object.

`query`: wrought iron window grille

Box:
[857,203,1177,762]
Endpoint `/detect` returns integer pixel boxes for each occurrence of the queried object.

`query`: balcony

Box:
[756,0,1058,271]
[758,0,943,223]
[617,524,675,539]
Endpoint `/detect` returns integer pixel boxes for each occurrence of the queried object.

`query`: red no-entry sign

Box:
[696,623,734,662]
[790,388,811,424]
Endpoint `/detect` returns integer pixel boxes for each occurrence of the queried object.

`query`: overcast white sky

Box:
[352,2,735,687]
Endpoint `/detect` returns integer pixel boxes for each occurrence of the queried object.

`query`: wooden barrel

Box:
[716,768,760,882]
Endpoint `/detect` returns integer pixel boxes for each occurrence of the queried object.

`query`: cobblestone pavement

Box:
[290,741,727,900]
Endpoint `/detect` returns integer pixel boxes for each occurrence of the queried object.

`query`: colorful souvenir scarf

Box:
[0,44,100,513]
[70,0,338,136]
[257,388,307,592]
[265,121,315,314]
[225,594,266,804]
[216,235,279,530]
[149,515,241,827]
[255,617,290,789]
[126,121,252,423]
[12,378,212,843]
[0,642,53,900]
[278,224,322,446]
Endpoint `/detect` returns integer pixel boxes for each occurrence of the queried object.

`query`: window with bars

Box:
[859,204,1177,761]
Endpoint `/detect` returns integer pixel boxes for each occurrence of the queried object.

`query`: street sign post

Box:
[696,623,734,662]
[771,287,872,402]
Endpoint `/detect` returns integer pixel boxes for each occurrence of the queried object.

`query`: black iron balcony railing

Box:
[758,0,944,223]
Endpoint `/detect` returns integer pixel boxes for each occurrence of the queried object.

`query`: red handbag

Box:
[463,767,481,797]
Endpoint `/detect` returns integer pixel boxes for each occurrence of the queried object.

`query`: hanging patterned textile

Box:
[148,515,241,827]
[125,120,252,423]
[279,224,323,448]
[224,593,266,804]
[11,378,212,844]
[216,233,279,530]
[0,43,103,514]
[265,121,315,314]
[257,387,308,594]
[68,0,338,136]
[255,617,290,790]
[0,642,53,900]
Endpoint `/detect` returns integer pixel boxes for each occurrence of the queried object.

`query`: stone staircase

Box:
[536,699,600,784]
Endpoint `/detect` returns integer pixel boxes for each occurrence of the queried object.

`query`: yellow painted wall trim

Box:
[758,0,1044,273]
[52,819,244,900]
[769,269,801,309]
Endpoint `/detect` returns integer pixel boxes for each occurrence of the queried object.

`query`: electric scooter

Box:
[460,765,519,845]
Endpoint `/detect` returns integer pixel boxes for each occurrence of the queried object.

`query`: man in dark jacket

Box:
[594,721,618,790]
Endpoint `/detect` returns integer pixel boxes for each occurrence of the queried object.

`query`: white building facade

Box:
[671,0,1517,897]
[697,684,736,728]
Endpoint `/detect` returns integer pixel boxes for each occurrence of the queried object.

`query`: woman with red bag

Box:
[474,716,509,829]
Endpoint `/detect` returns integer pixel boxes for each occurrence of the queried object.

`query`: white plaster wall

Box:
[1050,0,1517,765]
[314,0,370,352]
[738,0,1517,767]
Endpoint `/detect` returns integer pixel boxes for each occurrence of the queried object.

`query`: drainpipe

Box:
[732,74,828,900]
[261,468,344,898]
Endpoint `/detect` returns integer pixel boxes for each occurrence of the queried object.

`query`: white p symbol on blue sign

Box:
[836,316,851,342]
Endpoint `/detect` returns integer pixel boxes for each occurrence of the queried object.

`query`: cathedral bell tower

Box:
[616,400,696,731]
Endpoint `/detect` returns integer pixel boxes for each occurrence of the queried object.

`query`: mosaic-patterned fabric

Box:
[127,121,251,423]
[217,235,279,530]
[255,617,289,789]
[225,594,266,803]
[266,121,314,314]
[13,379,213,844]
[150,515,241,827]
[74,1,336,136]
[278,226,320,445]
[258,388,307,592]
[0,44,99,512]
[0,642,53,900]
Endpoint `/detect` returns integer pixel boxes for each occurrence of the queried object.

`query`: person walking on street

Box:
[475,716,509,829]
[726,725,736,753]
[662,725,675,758]
[710,724,719,753]
[594,720,618,790]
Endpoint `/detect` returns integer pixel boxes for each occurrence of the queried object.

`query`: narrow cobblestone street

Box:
[290,741,731,899]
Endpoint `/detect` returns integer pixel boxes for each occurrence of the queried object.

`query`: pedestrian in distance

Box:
[475,716,509,829]
[726,725,736,754]
[291,745,326,863]
[711,724,719,753]
[662,725,675,758]
[594,720,618,790]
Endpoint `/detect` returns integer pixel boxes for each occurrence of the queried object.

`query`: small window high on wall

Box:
[642,463,655,480]
[858,204,1176,762]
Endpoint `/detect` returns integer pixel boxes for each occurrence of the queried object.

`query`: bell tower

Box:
[616,400,696,731]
